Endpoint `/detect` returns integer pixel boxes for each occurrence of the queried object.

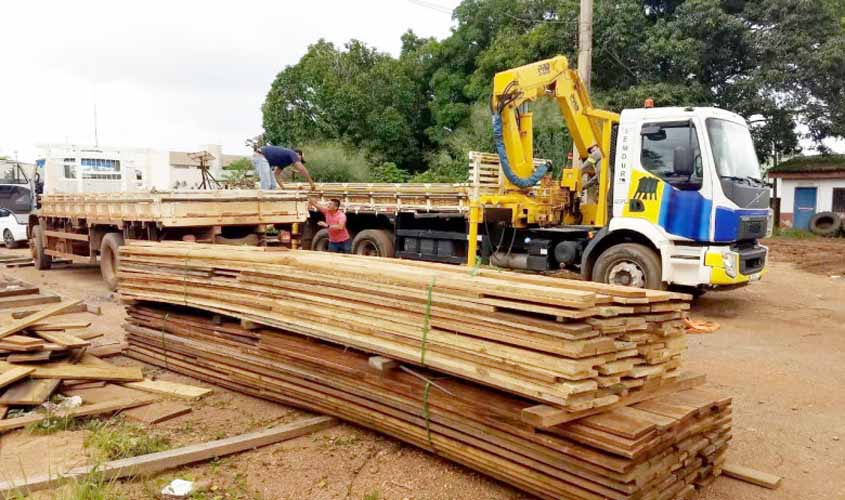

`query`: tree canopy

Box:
[262,0,845,181]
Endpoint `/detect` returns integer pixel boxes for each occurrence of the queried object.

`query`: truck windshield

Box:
[706,118,763,182]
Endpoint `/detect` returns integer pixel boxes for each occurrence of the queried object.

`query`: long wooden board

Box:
[0,301,82,339]
[0,416,337,495]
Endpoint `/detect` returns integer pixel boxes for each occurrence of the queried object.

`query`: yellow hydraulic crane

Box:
[466,55,620,266]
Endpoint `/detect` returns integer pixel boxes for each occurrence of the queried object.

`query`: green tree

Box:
[222,157,256,189]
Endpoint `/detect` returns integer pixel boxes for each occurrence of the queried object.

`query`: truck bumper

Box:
[666,243,767,288]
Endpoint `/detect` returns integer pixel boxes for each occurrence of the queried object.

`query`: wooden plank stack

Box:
[123,303,731,500]
[118,241,693,418]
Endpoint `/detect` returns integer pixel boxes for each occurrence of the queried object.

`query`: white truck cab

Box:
[607,106,769,289]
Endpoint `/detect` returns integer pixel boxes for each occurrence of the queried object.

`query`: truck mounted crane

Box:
[461,55,771,291]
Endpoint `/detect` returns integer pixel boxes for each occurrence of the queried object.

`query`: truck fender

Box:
[580,219,674,282]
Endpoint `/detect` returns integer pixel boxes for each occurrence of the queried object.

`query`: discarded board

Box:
[123,401,192,424]
[0,366,34,389]
[0,396,157,433]
[123,379,212,400]
[722,463,782,489]
[87,342,128,358]
[0,379,61,405]
[0,415,337,494]
[0,301,83,339]
[0,360,143,382]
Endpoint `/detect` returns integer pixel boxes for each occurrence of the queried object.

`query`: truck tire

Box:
[31,225,52,270]
[352,229,395,257]
[592,243,664,290]
[809,212,842,237]
[310,229,330,252]
[100,232,125,291]
[4,229,19,249]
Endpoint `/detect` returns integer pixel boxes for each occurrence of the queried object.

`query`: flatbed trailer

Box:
[286,153,565,265]
[29,190,307,288]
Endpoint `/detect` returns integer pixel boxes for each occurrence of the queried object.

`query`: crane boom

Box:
[491,55,619,195]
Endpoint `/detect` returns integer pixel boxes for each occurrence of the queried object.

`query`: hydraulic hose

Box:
[492,113,549,189]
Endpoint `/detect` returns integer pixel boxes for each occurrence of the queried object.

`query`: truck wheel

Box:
[4,229,19,249]
[100,232,125,291]
[352,229,395,257]
[310,229,330,252]
[809,212,842,237]
[592,243,664,290]
[32,225,52,270]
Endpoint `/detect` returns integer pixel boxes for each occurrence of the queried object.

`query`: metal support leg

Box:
[467,203,481,267]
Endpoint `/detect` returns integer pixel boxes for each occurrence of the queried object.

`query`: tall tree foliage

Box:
[262,0,845,180]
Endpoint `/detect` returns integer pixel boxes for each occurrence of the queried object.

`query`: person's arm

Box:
[293,161,315,190]
[328,212,346,231]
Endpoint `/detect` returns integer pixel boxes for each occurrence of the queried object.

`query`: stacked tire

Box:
[809,212,844,237]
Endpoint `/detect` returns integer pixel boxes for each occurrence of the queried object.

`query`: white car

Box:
[0,208,28,248]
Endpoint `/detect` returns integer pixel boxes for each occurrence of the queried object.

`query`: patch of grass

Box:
[84,419,171,461]
[363,489,381,500]
[25,413,87,435]
[771,227,817,239]
[56,469,125,500]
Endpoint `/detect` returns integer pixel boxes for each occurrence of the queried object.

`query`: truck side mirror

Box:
[673,146,693,176]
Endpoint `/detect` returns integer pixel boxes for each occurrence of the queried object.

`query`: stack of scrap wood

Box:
[124,304,731,500]
[118,241,692,416]
[0,291,157,431]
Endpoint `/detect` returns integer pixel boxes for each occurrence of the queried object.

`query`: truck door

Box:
[617,119,713,242]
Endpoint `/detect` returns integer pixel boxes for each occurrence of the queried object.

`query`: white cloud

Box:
[0,0,460,162]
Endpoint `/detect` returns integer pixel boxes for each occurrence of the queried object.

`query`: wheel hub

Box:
[607,261,646,288]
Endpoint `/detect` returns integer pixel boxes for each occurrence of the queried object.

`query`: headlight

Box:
[722,251,737,278]
[766,209,774,238]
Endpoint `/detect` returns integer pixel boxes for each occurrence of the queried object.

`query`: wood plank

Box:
[31,330,90,348]
[123,401,192,424]
[0,361,143,382]
[28,321,92,332]
[0,366,35,389]
[0,292,61,310]
[722,463,782,489]
[0,301,83,339]
[123,379,212,400]
[87,342,128,358]
[0,379,60,405]
[0,415,336,495]
[7,351,52,363]
[0,396,157,433]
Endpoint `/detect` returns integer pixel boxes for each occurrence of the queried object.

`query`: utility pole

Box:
[572,0,593,169]
[577,0,593,93]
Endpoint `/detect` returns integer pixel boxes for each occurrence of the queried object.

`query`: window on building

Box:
[63,158,77,179]
[81,158,121,180]
[640,121,703,190]
[833,188,845,213]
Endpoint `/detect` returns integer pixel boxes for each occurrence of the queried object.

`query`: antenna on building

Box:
[188,151,221,190]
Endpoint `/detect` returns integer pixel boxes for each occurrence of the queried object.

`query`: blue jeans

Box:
[252,154,277,190]
[328,240,351,253]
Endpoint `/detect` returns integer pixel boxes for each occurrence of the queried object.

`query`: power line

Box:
[407,0,453,15]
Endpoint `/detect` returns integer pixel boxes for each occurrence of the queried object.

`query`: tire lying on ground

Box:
[100,232,125,291]
[809,212,842,237]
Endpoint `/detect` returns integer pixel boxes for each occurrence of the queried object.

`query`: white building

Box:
[769,154,845,229]
[36,143,247,193]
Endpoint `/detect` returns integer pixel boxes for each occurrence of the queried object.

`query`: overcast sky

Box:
[0,0,462,162]
[2,0,840,163]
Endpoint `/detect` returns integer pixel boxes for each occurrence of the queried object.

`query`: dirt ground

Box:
[1,236,844,500]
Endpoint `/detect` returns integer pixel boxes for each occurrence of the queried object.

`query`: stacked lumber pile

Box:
[118,241,692,418]
[0,278,215,436]
[124,303,731,500]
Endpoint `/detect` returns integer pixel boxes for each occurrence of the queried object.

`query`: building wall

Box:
[37,144,242,193]
[776,177,845,226]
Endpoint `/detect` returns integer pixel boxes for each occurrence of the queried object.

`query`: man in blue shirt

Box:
[248,137,315,190]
